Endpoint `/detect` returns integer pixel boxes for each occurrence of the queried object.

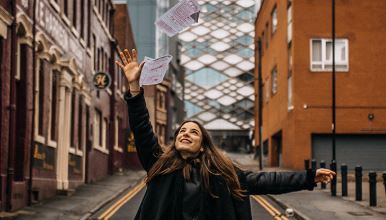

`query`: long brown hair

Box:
[146,120,246,200]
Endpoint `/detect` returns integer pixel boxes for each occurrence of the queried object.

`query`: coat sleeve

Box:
[238,169,316,195]
[124,88,161,172]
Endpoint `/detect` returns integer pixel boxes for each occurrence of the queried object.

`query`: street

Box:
[92,180,295,220]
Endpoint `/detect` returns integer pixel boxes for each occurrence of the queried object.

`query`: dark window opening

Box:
[78,96,83,150]
[38,59,45,136]
[70,90,76,147]
[80,0,85,39]
[50,72,58,141]
[72,0,77,28]
[15,44,28,181]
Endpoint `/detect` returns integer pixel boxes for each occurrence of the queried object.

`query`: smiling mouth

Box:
[180,139,192,144]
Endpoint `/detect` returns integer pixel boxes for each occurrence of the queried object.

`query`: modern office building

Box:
[179,0,258,152]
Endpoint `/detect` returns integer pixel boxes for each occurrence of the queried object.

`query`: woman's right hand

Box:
[115,49,145,90]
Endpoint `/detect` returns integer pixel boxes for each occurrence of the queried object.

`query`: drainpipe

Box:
[6,0,17,211]
[108,6,116,175]
[27,0,37,206]
[257,38,263,170]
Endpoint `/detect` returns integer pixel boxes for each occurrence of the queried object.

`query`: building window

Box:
[38,59,45,136]
[271,6,277,35]
[261,31,264,55]
[271,67,278,95]
[78,96,83,150]
[264,79,270,102]
[93,34,96,70]
[103,118,108,149]
[72,0,77,28]
[265,22,269,48]
[94,109,102,147]
[50,72,58,141]
[80,0,85,39]
[87,0,92,46]
[287,75,293,110]
[287,3,292,43]
[310,39,349,71]
[70,90,76,148]
[64,0,69,17]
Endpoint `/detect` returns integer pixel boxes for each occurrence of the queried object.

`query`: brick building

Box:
[254,0,386,170]
[0,0,137,211]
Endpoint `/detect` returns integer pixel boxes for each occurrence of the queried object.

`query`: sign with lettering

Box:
[33,142,55,171]
[127,130,136,152]
[68,154,82,176]
[93,71,111,89]
[35,0,84,69]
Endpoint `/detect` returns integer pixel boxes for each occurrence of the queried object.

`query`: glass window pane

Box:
[312,40,322,62]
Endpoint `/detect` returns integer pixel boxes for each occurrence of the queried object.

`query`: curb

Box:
[266,195,311,220]
[80,175,146,220]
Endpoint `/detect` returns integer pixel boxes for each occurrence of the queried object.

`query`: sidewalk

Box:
[0,170,145,220]
[226,152,386,219]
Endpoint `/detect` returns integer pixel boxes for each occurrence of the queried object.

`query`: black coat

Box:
[125,89,316,220]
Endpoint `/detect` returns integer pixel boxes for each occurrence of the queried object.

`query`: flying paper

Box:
[155,0,200,37]
[140,55,173,86]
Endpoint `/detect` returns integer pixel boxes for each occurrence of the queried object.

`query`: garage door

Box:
[312,134,386,171]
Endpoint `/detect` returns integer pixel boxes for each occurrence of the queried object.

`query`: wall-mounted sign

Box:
[127,130,137,153]
[93,71,111,89]
[33,142,55,171]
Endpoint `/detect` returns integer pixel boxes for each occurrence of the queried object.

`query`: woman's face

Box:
[175,122,203,157]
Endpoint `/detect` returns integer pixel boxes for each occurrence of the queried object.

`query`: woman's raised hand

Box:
[314,168,336,184]
[115,49,145,88]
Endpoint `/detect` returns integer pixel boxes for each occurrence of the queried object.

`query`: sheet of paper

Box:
[155,0,200,37]
[140,55,173,86]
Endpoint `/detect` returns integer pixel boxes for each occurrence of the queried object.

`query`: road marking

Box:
[98,180,146,220]
[252,195,289,220]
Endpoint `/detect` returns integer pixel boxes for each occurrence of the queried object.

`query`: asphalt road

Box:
[92,182,296,220]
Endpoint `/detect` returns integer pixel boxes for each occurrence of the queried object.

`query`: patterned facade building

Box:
[0,0,136,211]
[179,0,257,151]
[255,0,386,170]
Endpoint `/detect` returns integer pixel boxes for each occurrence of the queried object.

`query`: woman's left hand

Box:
[314,168,336,184]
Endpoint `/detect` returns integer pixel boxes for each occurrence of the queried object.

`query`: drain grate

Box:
[347,211,373,216]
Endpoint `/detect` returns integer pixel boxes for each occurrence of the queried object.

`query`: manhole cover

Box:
[347,211,373,216]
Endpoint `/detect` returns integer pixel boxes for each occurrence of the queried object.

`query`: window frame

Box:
[310,38,349,72]
[271,5,278,36]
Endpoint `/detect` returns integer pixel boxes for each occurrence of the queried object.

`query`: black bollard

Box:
[330,160,337,196]
[311,159,317,171]
[369,172,377,207]
[341,164,348,197]
[320,160,326,189]
[304,160,310,170]
[355,166,362,201]
[383,172,386,197]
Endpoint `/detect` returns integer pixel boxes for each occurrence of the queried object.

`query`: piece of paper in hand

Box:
[140,55,173,86]
[155,0,200,37]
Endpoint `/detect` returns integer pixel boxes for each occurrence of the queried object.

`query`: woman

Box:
[116,49,336,220]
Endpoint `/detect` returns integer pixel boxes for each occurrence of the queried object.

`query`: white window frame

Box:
[271,6,278,34]
[114,116,123,152]
[310,38,349,72]
[93,109,109,154]
[287,4,292,43]
[287,74,293,111]
[271,67,278,95]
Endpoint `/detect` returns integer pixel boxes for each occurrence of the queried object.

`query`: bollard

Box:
[320,160,326,189]
[383,172,386,197]
[304,160,310,170]
[330,160,337,196]
[341,164,348,196]
[369,172,377,207]
[355,166,362,201]
[311,159,317,171]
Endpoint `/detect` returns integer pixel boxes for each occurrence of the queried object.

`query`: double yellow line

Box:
[252,195,289,220]
[98,180,146,220]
